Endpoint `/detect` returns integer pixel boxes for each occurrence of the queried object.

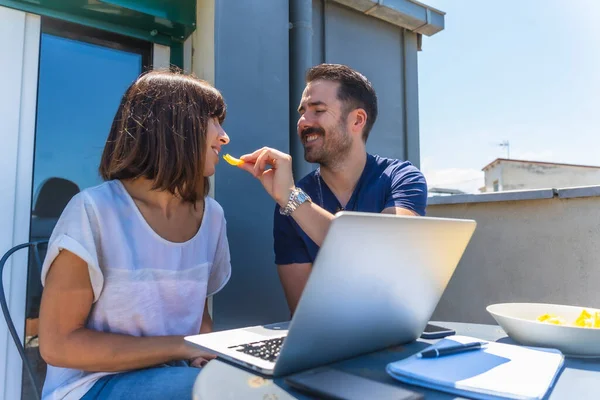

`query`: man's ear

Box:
[349,108,367,135]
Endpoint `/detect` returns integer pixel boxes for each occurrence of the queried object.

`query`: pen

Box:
[417,341,487,358]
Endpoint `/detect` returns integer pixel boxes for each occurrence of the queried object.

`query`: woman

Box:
[38,70,231,400]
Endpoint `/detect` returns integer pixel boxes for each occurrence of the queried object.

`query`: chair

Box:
[28,178,79,325]
[32,177,80,220]
[0,240,48,400]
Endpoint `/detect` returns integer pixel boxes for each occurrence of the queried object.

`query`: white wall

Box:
[192,0,215,85]
[483,165,503,192]
[503,162,600,191]
[485,161,600,192]
[0,7,40,400]
[193,0,216,315]
[427,193,600,325]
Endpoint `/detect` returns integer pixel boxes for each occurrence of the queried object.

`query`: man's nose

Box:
[297,115,311,134]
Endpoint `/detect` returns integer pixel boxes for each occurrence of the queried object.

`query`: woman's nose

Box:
[219,129,230,145]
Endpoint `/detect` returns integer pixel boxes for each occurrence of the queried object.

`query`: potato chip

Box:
[223,153,244,166]
[575,310,592,327]
[537,314,555,322]
[536,313,565,325]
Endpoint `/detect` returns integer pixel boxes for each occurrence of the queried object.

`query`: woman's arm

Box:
[200,301,213,334]
[39,249,204,372]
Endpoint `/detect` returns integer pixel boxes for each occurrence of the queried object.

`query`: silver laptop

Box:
[185,211,476,377]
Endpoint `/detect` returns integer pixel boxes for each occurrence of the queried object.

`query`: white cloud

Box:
[422,166,484,195]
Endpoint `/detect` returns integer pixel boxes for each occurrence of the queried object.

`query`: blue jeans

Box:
[80,364,201,400]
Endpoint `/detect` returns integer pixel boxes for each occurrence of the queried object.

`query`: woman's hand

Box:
[187,302,216,367]
[238,147,295,207]
[182,339,217,367]
[189,353,216,368]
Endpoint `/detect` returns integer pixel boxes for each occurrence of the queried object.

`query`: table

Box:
[193,321,600,399]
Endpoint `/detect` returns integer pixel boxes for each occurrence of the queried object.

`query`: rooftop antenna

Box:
[499,140,510,159]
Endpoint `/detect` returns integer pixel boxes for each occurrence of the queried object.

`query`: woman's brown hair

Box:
[99,70,226,204]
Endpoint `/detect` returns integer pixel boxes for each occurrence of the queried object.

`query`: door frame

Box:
[0,8,41,400]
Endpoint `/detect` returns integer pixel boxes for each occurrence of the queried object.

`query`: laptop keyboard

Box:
[228,337,285,362]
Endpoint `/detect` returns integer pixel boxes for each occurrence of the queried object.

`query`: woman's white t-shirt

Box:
[40,180,231,400]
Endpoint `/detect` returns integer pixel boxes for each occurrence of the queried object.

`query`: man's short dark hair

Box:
[99,70,226,204]
[306,63,378,142]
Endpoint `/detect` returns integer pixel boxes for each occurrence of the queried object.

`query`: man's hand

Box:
[239,147,295,207]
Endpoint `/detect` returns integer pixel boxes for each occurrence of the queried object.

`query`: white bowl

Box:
[487,302,600,358]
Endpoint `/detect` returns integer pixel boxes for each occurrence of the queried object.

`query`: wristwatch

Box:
[279,187,312,216]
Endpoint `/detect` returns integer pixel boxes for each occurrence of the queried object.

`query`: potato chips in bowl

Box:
[537,309,600,328]
[487,303,600,358]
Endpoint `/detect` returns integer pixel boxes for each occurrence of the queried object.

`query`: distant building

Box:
[481,158,600,192]
[429,187,466,196]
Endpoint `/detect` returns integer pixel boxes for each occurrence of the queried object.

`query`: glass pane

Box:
[33,34,142,193]
[23,31,144,399]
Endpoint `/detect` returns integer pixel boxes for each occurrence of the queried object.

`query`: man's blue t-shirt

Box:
[273,153,428,265]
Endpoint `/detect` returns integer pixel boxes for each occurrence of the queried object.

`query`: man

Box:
[239,63,427,314]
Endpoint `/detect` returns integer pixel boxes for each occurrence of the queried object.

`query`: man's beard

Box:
[301,121,352,169]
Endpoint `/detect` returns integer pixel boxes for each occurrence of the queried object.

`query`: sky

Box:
[417,0,600,193]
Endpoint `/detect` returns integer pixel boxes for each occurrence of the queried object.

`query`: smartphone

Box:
[285,367,423,400]
[420,323,456,339]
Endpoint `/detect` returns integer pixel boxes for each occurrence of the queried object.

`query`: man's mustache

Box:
[300,127,325,140]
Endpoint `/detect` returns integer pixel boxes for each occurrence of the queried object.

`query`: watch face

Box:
[298,191,311,203]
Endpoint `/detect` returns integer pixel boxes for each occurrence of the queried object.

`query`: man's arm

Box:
[287,201,333,247]
[382,164,428,216]
[288,202,417,247]
[381,207,418,216]
[238,148,424,247]
[277,262,312,315]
